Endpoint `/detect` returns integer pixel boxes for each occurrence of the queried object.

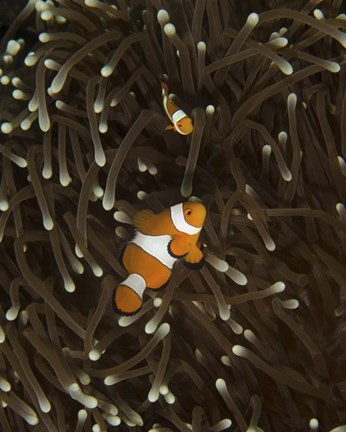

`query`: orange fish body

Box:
[161,81,193,135]
[114,202,206,315]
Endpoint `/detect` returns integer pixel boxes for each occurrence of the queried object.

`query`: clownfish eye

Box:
[186,210,192,216]
[178,123,182,127]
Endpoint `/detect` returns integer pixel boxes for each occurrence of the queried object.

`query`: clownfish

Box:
[114,202,206,316]
[161,81,193,135]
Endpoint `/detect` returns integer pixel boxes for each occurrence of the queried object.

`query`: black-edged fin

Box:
[183,257,205,270]
[167,240,188,259]
[113,286,143,316]
[147,275,171,292]
[133,209,155,232]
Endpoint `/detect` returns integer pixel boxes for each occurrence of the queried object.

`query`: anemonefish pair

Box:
[161,81,193,135]
[114,202,206,316]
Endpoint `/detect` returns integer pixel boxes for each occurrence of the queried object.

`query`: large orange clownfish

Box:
[114,202,206,315]
[161,81,193,135]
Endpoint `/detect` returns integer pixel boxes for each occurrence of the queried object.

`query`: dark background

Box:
[0,0,27,33]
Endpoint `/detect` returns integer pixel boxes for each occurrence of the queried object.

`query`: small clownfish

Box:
[161,81,193,135]
[114,202,206,316]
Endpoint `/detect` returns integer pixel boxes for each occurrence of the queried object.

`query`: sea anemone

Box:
[0,0,346,431]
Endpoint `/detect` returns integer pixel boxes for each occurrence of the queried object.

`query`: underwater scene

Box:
[0,0,346,431]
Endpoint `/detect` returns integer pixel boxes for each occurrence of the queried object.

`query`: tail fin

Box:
[113,273,146,316]
[161,81,169,95]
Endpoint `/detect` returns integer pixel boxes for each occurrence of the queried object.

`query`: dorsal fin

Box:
[133,209,155,232]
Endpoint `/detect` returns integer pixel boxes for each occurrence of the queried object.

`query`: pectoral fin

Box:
[183,257,205,270]
[164,124,175,131]
[183,245,204,270]
[168,238,189,258]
